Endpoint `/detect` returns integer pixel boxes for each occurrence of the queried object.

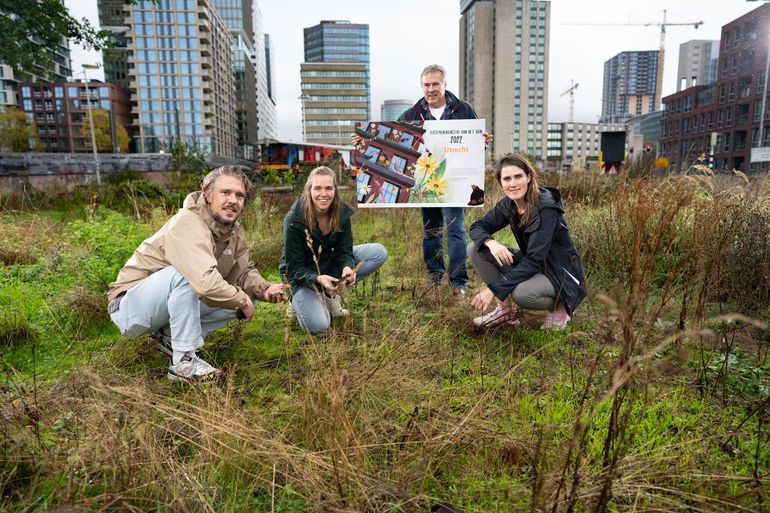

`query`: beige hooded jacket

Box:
[107,191,269,311]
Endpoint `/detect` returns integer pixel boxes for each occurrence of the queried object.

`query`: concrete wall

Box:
[0,152,257,194]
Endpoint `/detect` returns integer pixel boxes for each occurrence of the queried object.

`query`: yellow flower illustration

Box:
[417,153,439,176]
[427,176,447,195]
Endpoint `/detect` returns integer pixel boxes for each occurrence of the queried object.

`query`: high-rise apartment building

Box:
[301,20,370,143]
[211,0,257,160]
[0,19,72,109]
[98,0,131,91]
[459,0,550,160]
[260,33,278,139]
[677,40,719,91]
[98,0,237,156]
[601,50,660,124]
[300,62,368,144]
[252,4,277,141]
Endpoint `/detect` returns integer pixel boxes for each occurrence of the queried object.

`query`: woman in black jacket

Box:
[468,154,586,329]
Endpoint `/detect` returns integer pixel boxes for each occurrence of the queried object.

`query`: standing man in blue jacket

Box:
[398,64,492,295]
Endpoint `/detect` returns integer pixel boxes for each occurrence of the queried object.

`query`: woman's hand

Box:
[485,239,515,266]
[341,266,356,286]
[471,287,495,311]
[316,274,340,295]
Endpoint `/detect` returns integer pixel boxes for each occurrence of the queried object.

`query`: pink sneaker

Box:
[473,305,520,327]
[542,306,570,329]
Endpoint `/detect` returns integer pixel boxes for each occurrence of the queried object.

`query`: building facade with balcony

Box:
[211,0,257,160]
[661,3,770,172]
[99,0,237,156]
[0,35,72,109]
[601,50,659,124]
[460,0,550,160]
[18,81,132,153]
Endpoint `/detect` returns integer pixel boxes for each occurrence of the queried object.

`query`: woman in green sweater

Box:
[280,166,387,333]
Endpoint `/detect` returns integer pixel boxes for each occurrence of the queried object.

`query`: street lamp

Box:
[299,94,310,141]
[82,63,102,185]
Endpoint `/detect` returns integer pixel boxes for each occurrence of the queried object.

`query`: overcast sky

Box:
[66,0,762,141]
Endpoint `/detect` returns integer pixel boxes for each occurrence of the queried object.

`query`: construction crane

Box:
[560,80,579,122]
[565,10,703,112]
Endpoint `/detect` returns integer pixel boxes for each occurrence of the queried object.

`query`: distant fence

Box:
[0,152,257,195]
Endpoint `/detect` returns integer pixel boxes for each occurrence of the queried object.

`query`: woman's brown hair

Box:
[301,166,342,232]
[495,153,541,226]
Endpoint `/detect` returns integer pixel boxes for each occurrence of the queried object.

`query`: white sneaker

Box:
[325,294,349,317]
[472,305,520,327]
[540,310,555,330]
[167,354,223,382]
[542,306,570,330]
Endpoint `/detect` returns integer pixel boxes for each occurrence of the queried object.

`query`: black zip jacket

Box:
[397,90,479,121]
[469,188,587,314]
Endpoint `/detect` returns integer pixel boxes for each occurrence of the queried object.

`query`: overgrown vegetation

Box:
[1,170,768,512]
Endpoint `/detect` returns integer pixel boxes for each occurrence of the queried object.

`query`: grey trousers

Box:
[467,242,556,311]
[110,266,240,353]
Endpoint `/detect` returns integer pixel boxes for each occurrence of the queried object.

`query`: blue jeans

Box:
[109,266,239,353]
[293,243,388,333]
[422,207,468,288]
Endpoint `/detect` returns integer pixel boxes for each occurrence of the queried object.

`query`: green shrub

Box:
[0,310,39,347]
[65,208,153,290]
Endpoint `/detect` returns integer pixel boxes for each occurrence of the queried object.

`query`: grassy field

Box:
[1,170,769,512]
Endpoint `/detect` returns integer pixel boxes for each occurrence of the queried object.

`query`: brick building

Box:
[18,81,132,153]
[660,3,770,172]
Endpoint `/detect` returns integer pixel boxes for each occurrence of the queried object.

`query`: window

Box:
[390,155,407,174]
[379,182,400,203]
[357,173,371,202]
[376,124,391,140]
[364,146,380,163]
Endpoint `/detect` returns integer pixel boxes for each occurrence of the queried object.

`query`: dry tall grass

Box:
[2,172,768,512]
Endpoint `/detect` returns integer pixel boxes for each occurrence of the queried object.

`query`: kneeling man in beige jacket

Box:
[108,165,288,382]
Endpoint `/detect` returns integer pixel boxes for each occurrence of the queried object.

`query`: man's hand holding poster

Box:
[353,119,486,208]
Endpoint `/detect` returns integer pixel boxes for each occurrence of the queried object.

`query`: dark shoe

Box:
[148,331,172,358]
[428,272,444,285]
[452,285,468,298]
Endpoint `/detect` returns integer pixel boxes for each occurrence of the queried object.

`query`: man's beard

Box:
[211,210,239,226]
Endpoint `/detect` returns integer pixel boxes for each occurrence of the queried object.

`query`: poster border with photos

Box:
[353,119,486,208]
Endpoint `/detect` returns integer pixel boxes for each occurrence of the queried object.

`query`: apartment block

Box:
[660,3,770,172]
[300,62,368,145]
[601,50,659,124]
[18,80,132,153]
[677,40,719,91]
[301,20,370,144]
[99,0,237,156]
[460,0,550,160]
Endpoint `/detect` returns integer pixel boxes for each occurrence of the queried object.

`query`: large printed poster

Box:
[353,119,486,208]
